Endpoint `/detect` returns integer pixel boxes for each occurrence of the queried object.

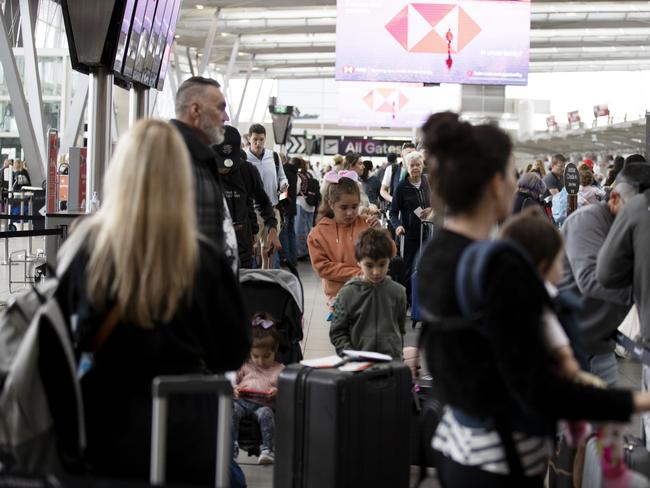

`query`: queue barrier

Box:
[0,228,65,296]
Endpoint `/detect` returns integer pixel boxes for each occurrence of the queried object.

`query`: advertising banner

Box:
[336,0,531,86]
[338,81,438,128]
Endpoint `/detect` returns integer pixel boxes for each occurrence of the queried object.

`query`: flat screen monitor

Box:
[113,0,136,73]
[148,0,174,87]
[336,0,531,86]
[122,0,147,79]
[142,0,169,86]
[338,81,442,128]
[132,0,157,84]
[156,0,181,91]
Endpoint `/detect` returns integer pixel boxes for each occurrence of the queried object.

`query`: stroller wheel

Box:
[8,223,16,231]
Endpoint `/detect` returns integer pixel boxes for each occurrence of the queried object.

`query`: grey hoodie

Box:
[559,203,632,355]
[597,190,650,338]
[330,276,407,360]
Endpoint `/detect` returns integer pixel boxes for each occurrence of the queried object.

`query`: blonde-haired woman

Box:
[12,159,31,189]
[55,119,250,484]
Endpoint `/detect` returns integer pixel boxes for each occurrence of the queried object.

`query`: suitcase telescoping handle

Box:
[151,375,233,488]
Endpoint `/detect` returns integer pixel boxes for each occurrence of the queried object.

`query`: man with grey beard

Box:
[171,76,239,272]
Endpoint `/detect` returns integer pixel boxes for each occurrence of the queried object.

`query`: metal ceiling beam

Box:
[19,0,46,166]
[198,7,220,76]
[0,7,45,183]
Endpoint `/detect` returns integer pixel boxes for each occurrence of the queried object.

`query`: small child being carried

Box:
[501,210,647,488]
[232,313,284,465]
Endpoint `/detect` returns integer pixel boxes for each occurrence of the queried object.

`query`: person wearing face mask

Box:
[417,112,650,488]
[170,76,239,273]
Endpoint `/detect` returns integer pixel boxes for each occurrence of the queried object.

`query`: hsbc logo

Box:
[385,3,482,54]
[363,88,409,114]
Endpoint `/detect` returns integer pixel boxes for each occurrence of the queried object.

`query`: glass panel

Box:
[43,101,60,131]
[38,56,63,96]
[0,102,17,132]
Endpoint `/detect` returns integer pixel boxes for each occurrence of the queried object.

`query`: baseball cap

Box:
[212,125,242,170]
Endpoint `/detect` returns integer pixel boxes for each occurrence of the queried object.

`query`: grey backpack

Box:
[0,256,85,474]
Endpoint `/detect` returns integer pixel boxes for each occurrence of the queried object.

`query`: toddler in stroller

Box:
[232,313,285,465]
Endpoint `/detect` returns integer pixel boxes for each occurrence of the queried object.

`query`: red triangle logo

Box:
[458,6,482,52]
[385,6,409,50]
[410,29,447,54]
[377,101,395,112]
[411,3,455,27]
[398,92,409,110]
[363,90,375,109]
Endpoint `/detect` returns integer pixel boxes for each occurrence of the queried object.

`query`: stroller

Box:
[237,268,304,457]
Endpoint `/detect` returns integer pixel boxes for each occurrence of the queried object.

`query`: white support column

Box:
[198,8,220,76]
[222,35,240,96]
[171,41,183,92]
[149,89,159,117]
[0,8,45,183]
[87,68,113,205]
[18,0,46,166]
[234,54,255,125]
[186,47,195,77]
[249,71,266,125]
[59,75,89,155]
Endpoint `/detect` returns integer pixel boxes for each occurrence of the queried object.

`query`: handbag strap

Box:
[92,304,121,353]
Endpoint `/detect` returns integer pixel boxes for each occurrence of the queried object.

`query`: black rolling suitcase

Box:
[274,362,412,488]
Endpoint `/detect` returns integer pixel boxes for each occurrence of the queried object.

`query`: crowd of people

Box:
[16,74,650,488]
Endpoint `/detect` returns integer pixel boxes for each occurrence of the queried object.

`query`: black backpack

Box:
[304,176,321,208]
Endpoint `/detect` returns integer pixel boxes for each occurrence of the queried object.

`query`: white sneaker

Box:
[258,449,274,465]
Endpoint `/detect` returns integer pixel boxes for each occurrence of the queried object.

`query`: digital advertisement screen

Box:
[123,0,147,78]
[338,81,439,128]
[143,0,169,86]
[132,0,157,84]
[336,0,530,86]
[113,0,137,73]
[142,0,167,86]
[156,0,181,91]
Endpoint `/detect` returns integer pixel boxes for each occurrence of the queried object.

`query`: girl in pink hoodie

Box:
[308,174,382,308]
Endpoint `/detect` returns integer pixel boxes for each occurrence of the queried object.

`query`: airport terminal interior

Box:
[4,0,650,487]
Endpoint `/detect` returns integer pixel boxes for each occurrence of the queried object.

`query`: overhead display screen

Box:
[335,0,531,86]
[156,0,181,91]
[338,81,448,128]
[143,0,170,86]
[113,0,137,73]
[122,0,148,79]
[132,0,158,84]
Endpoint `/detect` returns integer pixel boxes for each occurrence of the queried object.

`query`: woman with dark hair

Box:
[512,172,546,214]
[418,112,650,487]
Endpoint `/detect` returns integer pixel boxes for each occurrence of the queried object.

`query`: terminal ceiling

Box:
[175,0,650,80]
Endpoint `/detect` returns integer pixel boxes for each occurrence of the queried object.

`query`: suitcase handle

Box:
[150,375,233,488]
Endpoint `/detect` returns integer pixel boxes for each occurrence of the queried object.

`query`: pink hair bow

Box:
[324,170,359,184]
[252,316,274,329]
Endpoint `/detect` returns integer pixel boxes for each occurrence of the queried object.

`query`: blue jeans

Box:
[279,214,297,266]
[587,353,618,387]
[232,399,275,453]
[294,206,314,259]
